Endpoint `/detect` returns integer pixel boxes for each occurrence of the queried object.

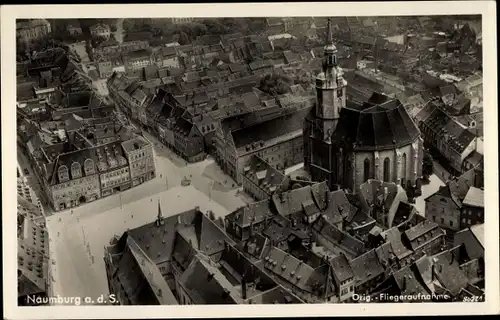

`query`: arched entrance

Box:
[79,195,87,204]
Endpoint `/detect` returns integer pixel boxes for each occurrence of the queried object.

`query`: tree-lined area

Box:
[122,18,267,44]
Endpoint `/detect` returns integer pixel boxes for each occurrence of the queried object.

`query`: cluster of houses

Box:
[16,49,157,212]
[104,178,484,304]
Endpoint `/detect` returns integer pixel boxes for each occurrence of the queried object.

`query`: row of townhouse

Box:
[108,74,208,163]
[416,101,478,174]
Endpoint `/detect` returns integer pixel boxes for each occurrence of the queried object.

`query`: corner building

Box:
[304,20,423,193]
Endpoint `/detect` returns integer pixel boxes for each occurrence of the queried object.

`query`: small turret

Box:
[156,199,164,226]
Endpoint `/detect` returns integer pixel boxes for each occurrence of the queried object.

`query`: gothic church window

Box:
[363,158,371,182]
[383,158,391,182]
[401,153,407,186]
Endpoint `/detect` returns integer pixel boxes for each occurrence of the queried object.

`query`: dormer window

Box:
[84,158,95,175]
[71,162,82,179]
[58,165,69,183]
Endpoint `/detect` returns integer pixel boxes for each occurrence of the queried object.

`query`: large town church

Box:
[303,19,424,194]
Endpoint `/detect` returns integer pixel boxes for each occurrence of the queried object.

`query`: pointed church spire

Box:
[323,18,337,70]
[156,199,164,226]
[327,18,333,46]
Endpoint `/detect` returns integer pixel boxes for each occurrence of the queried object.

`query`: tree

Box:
[422,150,434,180]
[248,18,267,33]
[202,18,229,35]
[178,31,190,45]
[259,73,292,96]
[208,210,216,221]
[122,19,135,32]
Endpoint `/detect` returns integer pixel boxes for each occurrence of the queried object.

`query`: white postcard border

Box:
[2,2,498,319]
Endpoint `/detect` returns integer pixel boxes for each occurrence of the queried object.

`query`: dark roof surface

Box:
[332,94,421,151]
[231,107,311,150]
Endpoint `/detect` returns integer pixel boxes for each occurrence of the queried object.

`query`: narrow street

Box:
[414,173,445,218]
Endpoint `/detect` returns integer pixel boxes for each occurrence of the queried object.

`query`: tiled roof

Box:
[197,213,232,256]
[173,117,194,136]
[470,224,484,248]
[332,94,420,151]
[251,286,304,304]
[433,250,469,296]
[262,246,317,292]
[382,227,412,260]
[462,187,484,208]
[330,254,354,282]
[242,233,269,260]
[310,181,329,211]
[392,262,430,295]
[453,227,483,261]
[227,200,273,228]
[127,49,151,60]
[48,140,128,185]
[359,180,402,211]
[391,201,418,228]
[322,190,354,225]
[349,249,385,284]
[314,216,365,257]
[231,107,310,150]
[125,209,195,264]
[271,185,315,217]
[447,179,470,202]
[145,89,167,118]
[440,84,458,97]
[127,237,179,304]
[460,258,483,285]
[405,220,439,241]
[243,155,287,195]
[179,256,238,304]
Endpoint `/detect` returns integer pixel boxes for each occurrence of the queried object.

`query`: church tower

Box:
[303,18,349,190]
[315,18,347,141]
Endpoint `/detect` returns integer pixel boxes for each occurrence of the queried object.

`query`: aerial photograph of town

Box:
[15,15,485,306]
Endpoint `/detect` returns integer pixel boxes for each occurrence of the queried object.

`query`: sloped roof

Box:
[359,180,403,211]
[271,185,315,217]
[231,107,310,150]
[332,94,420,151]
[262,246,317,293]
[383,227,412,260]
[404,220,441,246]
[392,262,430,296]
[330,254,354,282]
[433,250,469,296]
[179,256,239,304]
[314,217,365,257]
[349,249,385,284]
[243,155,287,195]
[462,187,484,208]
[127,237,179,304]
[227,200,274,228]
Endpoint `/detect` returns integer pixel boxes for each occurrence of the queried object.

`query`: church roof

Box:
[332,93,421,151]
